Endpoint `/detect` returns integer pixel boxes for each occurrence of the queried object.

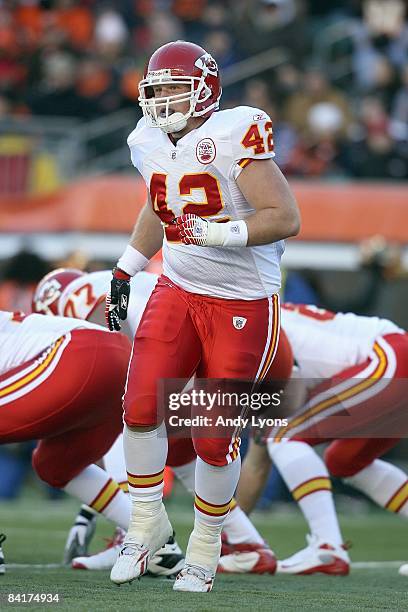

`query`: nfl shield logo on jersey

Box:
[233,316,247,330]
[196,138,216,164]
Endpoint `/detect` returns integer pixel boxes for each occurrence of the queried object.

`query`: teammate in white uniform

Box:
[281,304,401,381]
[0,309,132,574]
[238,303,408,576]
[104,40,299,592]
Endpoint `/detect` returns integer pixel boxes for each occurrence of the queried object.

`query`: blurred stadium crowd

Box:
[0,0,407,180]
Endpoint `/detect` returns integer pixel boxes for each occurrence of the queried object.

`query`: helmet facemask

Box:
[138,54,221,134]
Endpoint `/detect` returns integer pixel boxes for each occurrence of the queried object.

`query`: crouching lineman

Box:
[33,265,285,576]
[238,303,408,576]
[106,39,299,592]
[0,310,132,543]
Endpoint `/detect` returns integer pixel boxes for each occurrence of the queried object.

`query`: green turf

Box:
[1,492,408,611]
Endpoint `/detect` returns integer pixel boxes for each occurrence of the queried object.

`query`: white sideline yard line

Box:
[7,561,406,570]
[8,563,63,569]
[352,561,405,569]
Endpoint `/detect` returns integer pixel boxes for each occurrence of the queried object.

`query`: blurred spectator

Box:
[232,0,308,65]
[306,0,358,19]
[285,66,352,137]
[203,29,237,70]
[341,96,408,179]
[15,0,93,52]
[390,63,408,142]
[0,0,405,181]
[272,62,302,107]
[0,250,50,312]
[76,56,122,116]
[27,51,96,118]
[342,131,408,179]
[94,5,129,63]
[172,0,208,22]
[243,78,275,118]
[145,10,184,54]
[351,0,408,91]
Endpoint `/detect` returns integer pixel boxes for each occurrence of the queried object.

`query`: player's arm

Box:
[175,164,299,248]
[236,440,272,514]
[106,198,163,331]
[127,197,164,260]
[236,158,300,245]
[174,110,300,248]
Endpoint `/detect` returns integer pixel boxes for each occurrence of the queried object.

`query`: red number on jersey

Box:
[150,173,174,224]
[241,121,274,155]
[283,303,336,321]
[63,283,98,319]
[264,121,274,153]
[149,172,225,242]
[150,173,180,242]
[180,174,224,217]
[241,124,265,154]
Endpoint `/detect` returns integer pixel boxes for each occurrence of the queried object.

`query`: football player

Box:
[238,303,408,575]
[0,310,132,544]
[33,266,281,576]
[105,39,299,592]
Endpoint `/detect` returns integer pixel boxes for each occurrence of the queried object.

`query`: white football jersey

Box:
[281,304,403,380]
[127,106,284,300]
[58,270,158,339]
[0,311,104,376]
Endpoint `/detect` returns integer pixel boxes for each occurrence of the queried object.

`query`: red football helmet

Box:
[138,40,222,134]
[32,268,85,316]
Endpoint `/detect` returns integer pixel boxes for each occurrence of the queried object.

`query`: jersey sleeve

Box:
[230,107,275,179]
[127,117,147,173]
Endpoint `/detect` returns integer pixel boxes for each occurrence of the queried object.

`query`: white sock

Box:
[268,440,343,546]
[63,465,130,529]
[344,459,408,517]
[186,456,241,572]
[123,422,168,539]
[103,433,128,491]
[124,422,167,503]
[223,501,264,545]
[173,459,196,495]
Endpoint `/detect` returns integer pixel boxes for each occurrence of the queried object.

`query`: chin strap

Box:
[158,112,188,134]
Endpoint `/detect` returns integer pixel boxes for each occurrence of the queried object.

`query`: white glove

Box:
[174,213,248,247]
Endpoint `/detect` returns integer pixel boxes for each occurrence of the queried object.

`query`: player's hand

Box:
[105,267,131,331]
[63,513,96,565]
[174,213,210,246]
[174,213,248,248]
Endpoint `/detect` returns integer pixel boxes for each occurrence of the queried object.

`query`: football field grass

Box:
[1,492,408,611]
